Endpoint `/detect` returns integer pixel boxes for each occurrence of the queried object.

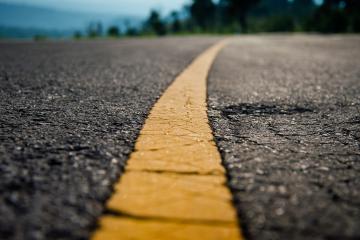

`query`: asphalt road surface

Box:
[208,35,360,240]
[1,35,360,240]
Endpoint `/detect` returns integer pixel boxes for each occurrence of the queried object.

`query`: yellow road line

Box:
[92,40,243,240]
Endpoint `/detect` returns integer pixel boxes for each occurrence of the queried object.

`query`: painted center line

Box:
[92,40,243,240]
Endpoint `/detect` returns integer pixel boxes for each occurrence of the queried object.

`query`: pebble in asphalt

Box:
[0,37,219,240]
[208,35,360,240]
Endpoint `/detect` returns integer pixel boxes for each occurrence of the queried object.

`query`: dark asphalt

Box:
[0,37,219,240]
[1,35,359,240]
[208,35,360,240]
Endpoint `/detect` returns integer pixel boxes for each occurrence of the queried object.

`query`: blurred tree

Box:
[170,11,182,33]
[342,0,360,32]
[291,0,315,17]
[87,22,103,38]
[33,35,47,41]
[263,14,295,31]
[251,0,290,17]
[289,0,315,30]
[73,31,82,39]
[145,10,167,36]
[306,0,348,33]
[126,27,139,36]
[190,0,216,31]
[217,0,231,26]
[107,26,120,37]
[222,0,261,32]
[178,5,193,32]
[248,0,292,32]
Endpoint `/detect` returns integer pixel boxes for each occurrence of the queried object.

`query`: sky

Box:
[0,0,189,16]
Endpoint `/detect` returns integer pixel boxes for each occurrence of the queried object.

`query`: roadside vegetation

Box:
[73,0,360,39]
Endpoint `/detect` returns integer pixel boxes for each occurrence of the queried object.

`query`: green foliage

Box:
[125,27,139,36]
[190,0,216,31]
[170,11,182,34]
[305,1,348,33]
[33,34,47,41]
[249,15,295,32]
[73,31,82,39]
[221,0,261,32]
[291,0,316,18]
[351,13,360,32]
[343,0,360,32]
[265,15,295,32]
[108,26,120,37]
[145,10,167,36]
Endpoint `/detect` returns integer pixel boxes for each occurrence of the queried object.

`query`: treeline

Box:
[75,0,360,38]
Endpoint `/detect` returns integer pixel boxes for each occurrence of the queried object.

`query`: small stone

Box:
[279,186,287,194]
[301,164,308,170]
[242,173,254,178]
[275,208,285,216]
[319,166,330,171]
[111,158,118,164]
[101,180,110,186]
[268,185,276,192]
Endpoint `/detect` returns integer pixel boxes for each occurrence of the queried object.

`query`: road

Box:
[0,35,359,240]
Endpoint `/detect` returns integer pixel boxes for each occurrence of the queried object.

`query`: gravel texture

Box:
[208,35,360,240]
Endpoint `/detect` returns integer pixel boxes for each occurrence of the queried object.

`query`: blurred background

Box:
[0,0,359,40]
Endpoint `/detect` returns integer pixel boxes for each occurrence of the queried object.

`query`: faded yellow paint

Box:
[92,40,244,240]
[96,216,239,240]
[107,172,234,221]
